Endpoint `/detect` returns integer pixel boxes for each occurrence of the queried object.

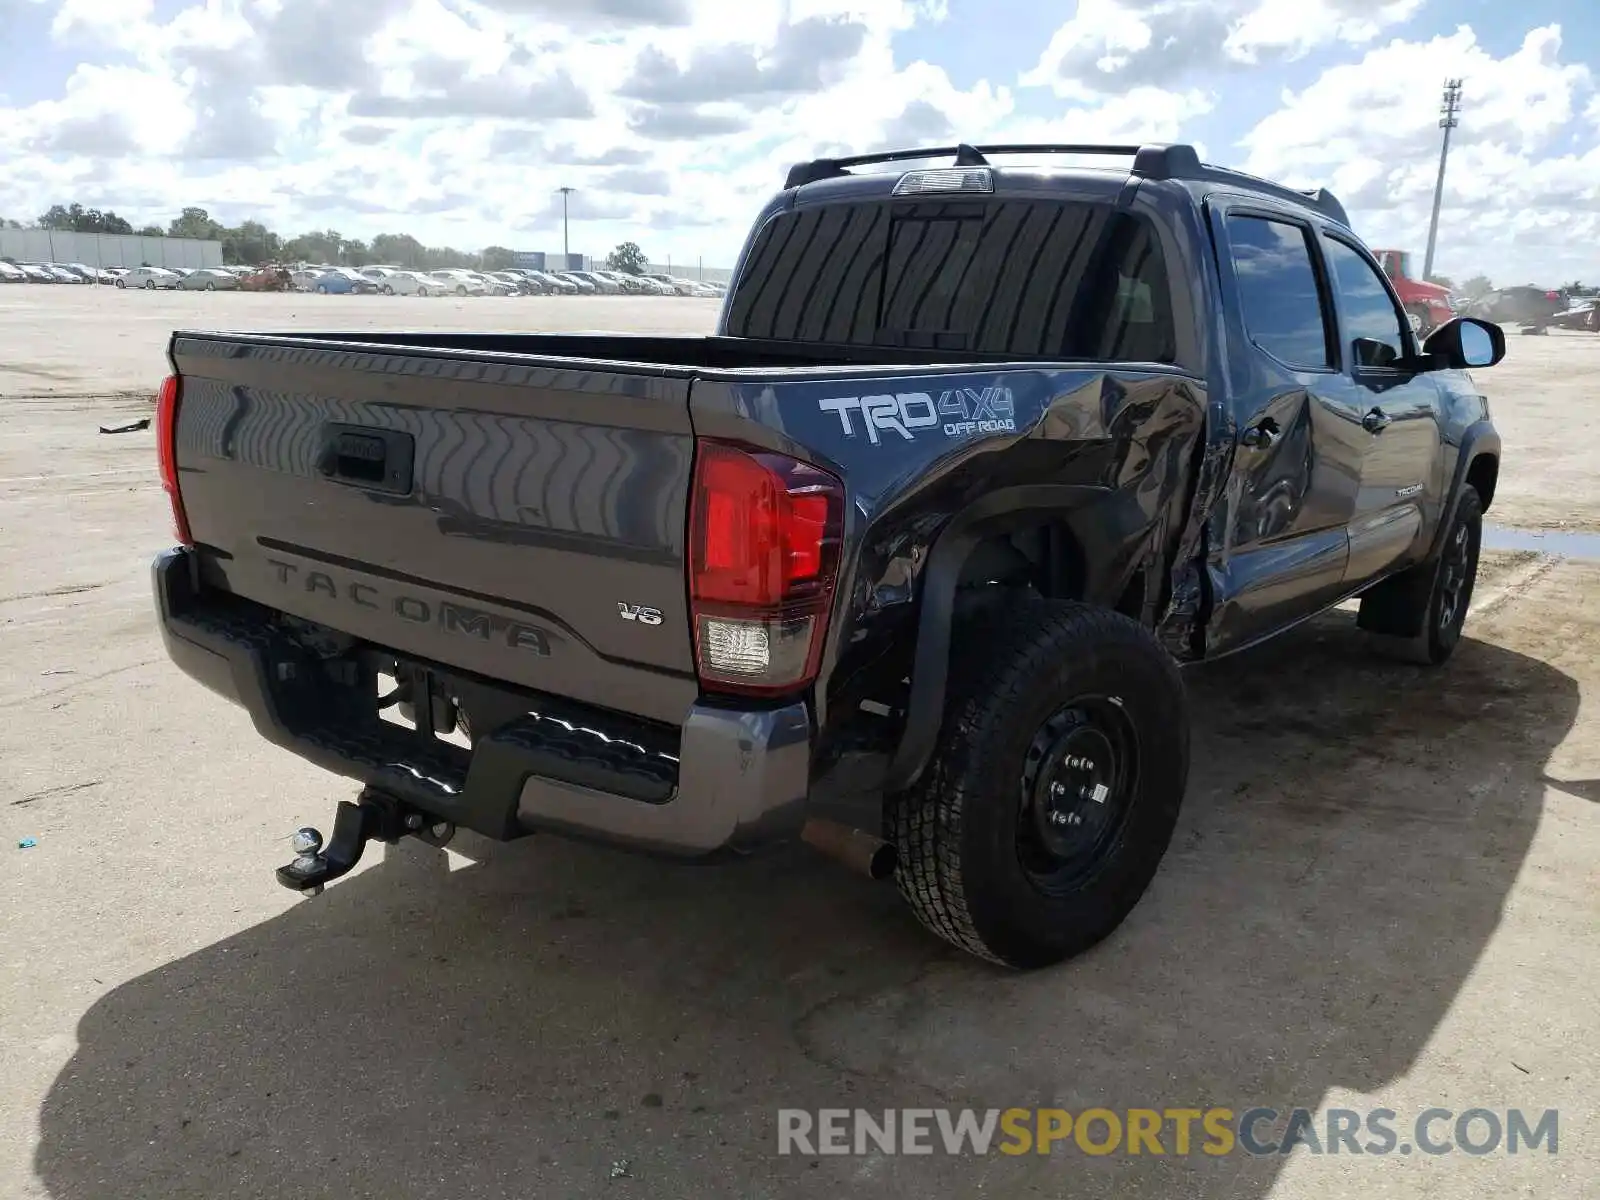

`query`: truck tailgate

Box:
[170,334,700,724]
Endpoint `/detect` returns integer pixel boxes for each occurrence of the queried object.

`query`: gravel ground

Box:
[1,288,1596,1199]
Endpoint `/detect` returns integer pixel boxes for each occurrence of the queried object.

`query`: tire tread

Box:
[887,598,1187,967]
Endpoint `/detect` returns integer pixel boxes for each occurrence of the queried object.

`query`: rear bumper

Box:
[153,546,811,857]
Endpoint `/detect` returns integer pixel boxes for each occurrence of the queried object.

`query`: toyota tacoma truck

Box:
[152,142,1504,968]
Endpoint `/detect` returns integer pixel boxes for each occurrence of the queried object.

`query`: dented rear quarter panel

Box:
[688,362,1212,748]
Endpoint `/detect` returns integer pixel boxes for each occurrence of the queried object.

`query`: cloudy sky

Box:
[0,0,1595,283]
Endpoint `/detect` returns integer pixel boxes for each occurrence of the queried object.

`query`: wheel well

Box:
[1466,453,1498,511]
[955,522,1084,599]
[953,521,1150,619]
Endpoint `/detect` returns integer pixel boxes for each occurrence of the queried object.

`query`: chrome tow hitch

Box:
[276,787,455,897]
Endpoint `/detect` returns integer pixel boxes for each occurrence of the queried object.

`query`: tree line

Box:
[5,203,632,273]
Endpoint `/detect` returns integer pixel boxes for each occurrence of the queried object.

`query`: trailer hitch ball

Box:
[291,827,323,865]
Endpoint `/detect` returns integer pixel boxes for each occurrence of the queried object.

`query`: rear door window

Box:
[724,199,1177,362]
[1224,214,1332,370]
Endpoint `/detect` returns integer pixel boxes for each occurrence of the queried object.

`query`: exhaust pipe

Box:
[802,817,897,880]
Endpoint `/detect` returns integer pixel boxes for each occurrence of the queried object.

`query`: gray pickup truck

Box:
[152,142,1504,968]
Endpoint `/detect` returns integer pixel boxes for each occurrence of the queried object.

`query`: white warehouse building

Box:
[0,229,223,270]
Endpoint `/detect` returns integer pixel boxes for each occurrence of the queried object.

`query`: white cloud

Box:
[1224,0,1423,63]
[1021,0,1419,97]
[0,0,1595,285]
[1239,24,1599,283]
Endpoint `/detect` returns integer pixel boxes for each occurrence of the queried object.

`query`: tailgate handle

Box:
[316,423,415,494]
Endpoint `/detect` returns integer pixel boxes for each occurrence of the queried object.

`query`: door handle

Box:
[1362,408,1392,434]
[1240,419,1279,450]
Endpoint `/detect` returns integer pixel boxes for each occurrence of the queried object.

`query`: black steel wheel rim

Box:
[1018,697,1139,894]
[1437,517,1478,633]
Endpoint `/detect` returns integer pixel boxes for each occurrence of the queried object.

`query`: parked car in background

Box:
[1550,297,1600,332]
[290,269,323,291]
[42,264,84,283]
[117,266,181,289]
[592,269,646,294]
[526,270,577,295]
[241,266,294,292]
[429,269,489,296]
[0,261,25,283]
[381,270,448,297]
[1473,285,1565,331]
[553,271,596,294]
[310,267,379,295]
[500,269,549,293]
[567,270,620,294]
[17,263,57,283]
[359,267,405,290]
[485,271,536,295]
[641,273,697,295]
[465,271,516,296]
[178,267,241,291]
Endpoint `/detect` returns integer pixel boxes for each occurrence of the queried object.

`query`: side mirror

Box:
[1421,316,1504,369]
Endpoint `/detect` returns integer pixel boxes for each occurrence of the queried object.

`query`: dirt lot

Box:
[1,288,1597,1199]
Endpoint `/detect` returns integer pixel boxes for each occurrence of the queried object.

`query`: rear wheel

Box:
[382,284,394,295]
[205,281,216,291]
[144,280,155,290]
[115,279,125,289]
[316,283,329,294]
[456,285,467,296]
[889,598,1189,969]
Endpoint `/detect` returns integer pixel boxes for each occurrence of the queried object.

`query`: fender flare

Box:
[1429,419,1500,561]
[883,483,1162,793]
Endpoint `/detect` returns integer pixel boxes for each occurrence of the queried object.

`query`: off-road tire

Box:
[1358,484,1483,664]
[888,598,1190,969]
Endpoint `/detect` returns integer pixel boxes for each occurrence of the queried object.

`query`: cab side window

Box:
[1323,237,1409,369]
[1225,214,1331,370]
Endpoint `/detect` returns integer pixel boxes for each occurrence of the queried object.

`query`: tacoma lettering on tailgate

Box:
[266,559,551,655]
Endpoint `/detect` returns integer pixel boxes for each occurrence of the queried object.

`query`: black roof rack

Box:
[782,142,1349,227]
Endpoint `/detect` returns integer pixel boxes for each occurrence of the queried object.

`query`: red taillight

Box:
[155,374,192,546]
[1547,290,1561,302]
[688,440,844,696]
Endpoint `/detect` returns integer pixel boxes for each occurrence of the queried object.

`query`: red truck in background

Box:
[1374,249,1457,336]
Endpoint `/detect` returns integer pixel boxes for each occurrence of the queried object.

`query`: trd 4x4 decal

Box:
[818,388,1017,445]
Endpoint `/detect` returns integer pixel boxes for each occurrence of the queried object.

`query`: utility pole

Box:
[1423,78,1462,283]
[556,186,576,265]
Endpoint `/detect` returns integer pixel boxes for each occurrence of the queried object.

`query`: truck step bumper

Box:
[152,547,812,858]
